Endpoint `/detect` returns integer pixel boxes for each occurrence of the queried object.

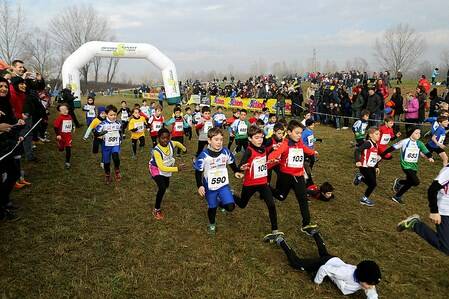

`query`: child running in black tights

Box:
[236,125,283,241]
[353,127,381,207]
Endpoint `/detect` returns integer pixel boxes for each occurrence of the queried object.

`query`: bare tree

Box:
[106,58,119,84]
[24,28,55,77]
[374,23,425,74]
[0,0,26,63]
[49,4,111,90]
[92,57,102,87]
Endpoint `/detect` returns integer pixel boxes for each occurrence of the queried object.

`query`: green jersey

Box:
[393,138,429,171]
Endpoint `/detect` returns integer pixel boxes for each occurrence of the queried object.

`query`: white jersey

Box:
[194,147,235,191]
[435,166,449,216]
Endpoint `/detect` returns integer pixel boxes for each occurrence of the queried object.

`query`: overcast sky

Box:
[23,0,449,79]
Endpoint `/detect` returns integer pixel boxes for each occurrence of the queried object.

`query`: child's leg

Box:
[178,136,184,155]
[292,175,311,227]
[396,169,419,197]
[153,175,169,210]
[259,185,278,231]
[217,186,236,212]
[93,138,101,154]
[228,136,235,149]
[413,215,449,255]
[360,167,377,197]
[65,147,71,163]
[131,139,138,155]
[196,140,207,157]
[272,172,292,201]
[241,139,248,150]
[139,136,145,149]
[279,239,331,273]
[103,148,112,174]
[151,136,157,147]
[439,152,448,166]
[236,185,257,209]
[112,152,120,170]
[208,207,217,224]
[235,139,242,153]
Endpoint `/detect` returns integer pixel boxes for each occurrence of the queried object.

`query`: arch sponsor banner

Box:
[142,92,159,100]
[209,96,292,115]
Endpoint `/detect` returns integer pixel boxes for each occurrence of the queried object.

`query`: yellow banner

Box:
[142,92,159,100]
[209,96,291,115]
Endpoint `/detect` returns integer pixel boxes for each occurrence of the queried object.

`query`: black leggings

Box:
[271,172,311,227]
[236,184,278,231]
[304,155,315,187]
[235,139,248,153]
[153,175,170,210]
[359,167,377,197]
[280,232,333,274]
[396,169,420,197]
[184,127,192,141]
[93,138,101,154]
[171,136,184,154]
[208,203,235,224]
[104,152,120,174]
[151,136,157,148]
[65,147,71,163]
[131,136,145,155]
[0,157,20,207]
[196,140,208,157]
[228,136,235,150]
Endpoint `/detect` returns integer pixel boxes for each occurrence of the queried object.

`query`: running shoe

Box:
[393,178,402,192]
[115,170,121,182]
[391,195,404,204]
[360,196,375,207]
[105,174,112,184]
[64,162,71,169]
[275,234,285,246]
[353,172,364,186]
[153,209,164,220]
[207,223,216,235]
[397,214,420,232]
[0,209,20,221]
[263,231,285,243]
[301,223,318,236]
[14,182,25,190]
[19,179,31,185]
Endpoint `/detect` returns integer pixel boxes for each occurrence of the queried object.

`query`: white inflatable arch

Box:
[62,41,180,106]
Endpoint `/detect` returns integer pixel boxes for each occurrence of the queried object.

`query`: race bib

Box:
[307,135,314,147]
[380,134,391,145]
[438,135,446,144]
[238,123,247,135]
[367,152,378,167]
[194,114,201,122]
[404,147,419,163]
[253,156,267,179]
[105,131,120,146]
[207,167,229,191]
[61,120,72,133]
[287,148,304,168]
[203,121,213,133]
[121,111,129,121]
[87,110,96,118]
[134,121,144,132]
[174,122,184,132]
[152,121,162,132]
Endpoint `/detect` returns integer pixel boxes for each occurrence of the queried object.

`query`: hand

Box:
[375,168,380,175]
[396,132,401,138]
[21,113,28,120]
[198,186,206,197]
[273,143,281,150]
[17,119,25,126]
[440,143,446,149]
[429,213,441,225]
[428,158,435,163]
[268,158,280,164]
[314,151,319,156]
[355,162,362,167]
[235,172,244,179]
[18,136,24,142]
[0,123,13,132]
[240,163,249,171]
[56,135,62,141]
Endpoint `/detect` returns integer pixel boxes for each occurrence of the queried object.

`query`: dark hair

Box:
[262,107,269,112]
[216,106,223,110]
[240,109,247,114]
[269,113,276,118]
[407,126,420,137]
[287,119,304,132]
[57,103,69,111]
[105,105,117,113]
[132,107,140,114]
[11,60,24,66]
[121,100,127,104]
[158,127,170,137]
[360,109,370,117]
[202,106,211,113]
[185,107,191,112]
[255,119,265,127]
[355,260,381,285]
[207,127,223,139]
[134,103,141,108]
[437,116,448,123]
[384,116,394,123]
[320,182,334,193]
[248,125,264,138]
[174,106,181,113]
[305,119,315,127]
[273,123,284,132]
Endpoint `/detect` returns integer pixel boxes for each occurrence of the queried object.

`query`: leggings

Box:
[151,136,158,148]
[0,157,20,207]
[280,232,334,274]
[104,152,120,174]
[235,139,248,153]
[359,167,377,197]
[92,138,101,154]
[304,155,315,187]
[196,140,208,157]
[184,127,192,141]
[228,136,235,150]
[171,136,184,154]
[236,184,278,231]
[271,172,311,227]
[208,203,235,224]
[396,168,420,197]
[131,136,145,155]
[64,147,71,163]
[153,175,170,210]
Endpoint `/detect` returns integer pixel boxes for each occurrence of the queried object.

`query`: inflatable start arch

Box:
[62,41,180,107]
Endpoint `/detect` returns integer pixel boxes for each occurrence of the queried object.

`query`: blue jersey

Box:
[212,112,226,127]
[96,119,122,148]
[194,147,235,191]
[428,125,446,148]
[302,128,315,149]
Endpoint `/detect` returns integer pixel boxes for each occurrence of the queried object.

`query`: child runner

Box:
[353,127,381,207]
[380,126,434,204]
[192,104,202,137]
[231,108,250,154]
[128,108,147,159]
[226,109,240,150]
[236,126,283,241]
[248,110,260,125]
[148,104,164,147]
[273,234,381,298]
[212,106,226,128]
[301,119,322,187]
[264,113,278,139]
[259,107,269,125]
[53,103,73,169]
[425,116,448,166]
[118,100,131,139]
[165,106,188,156]
[306,182,335,202]
[140,100,151,119]
[194,127,243,234]
[83,106,106,167]
[397,165,449,255]
[95,105,122,184]
[265,123,285,184]
[183,107,193,141]
[149,128,186,220]
[300,112,312,127]
[82,96,96,127]
[268,120,318,235]
[194,106,214,157]
[378,116,401,160]
[352,110,370,147]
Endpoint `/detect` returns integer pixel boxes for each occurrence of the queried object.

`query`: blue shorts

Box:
[205,184,234,209]
[102,145,120,163]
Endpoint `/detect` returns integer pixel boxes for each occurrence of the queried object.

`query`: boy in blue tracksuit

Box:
[212,106,227,128]
[426,116,449,166]
[95,105,122,184]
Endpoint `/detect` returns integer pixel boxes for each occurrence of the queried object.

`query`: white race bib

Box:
[380,134,391,145]
[121,111,129,121]
[438,135,446,144]
[152,121,162,132]
[287,148,304,168]
[134,121,144,132]
[238,122,247,135]
[61,120,72,133]
[207,167,229,190]
[253,156,267,179]
[87,110,96,118]
[105,131,120,146]
[404,147,419,163]
[174,122,184,132]
[367,152,378,167]
[307,135,314,147]
[203,121,213,133]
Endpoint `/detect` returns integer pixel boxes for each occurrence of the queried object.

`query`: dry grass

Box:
[1,83,449,298]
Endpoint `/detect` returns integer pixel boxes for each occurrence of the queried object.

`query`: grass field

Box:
[1,85,449,298]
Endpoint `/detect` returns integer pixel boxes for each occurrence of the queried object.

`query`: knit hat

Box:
[355,260,381,285]
[97,106,106,113]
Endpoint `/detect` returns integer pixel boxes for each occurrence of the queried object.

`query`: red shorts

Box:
[58,136,72,151]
